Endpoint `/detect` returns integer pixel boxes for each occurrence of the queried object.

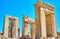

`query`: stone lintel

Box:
[41,2,54,11]
[34,2,54,11]
[24,18,35,24]
[5,15,18,20]
[43,8,54,15]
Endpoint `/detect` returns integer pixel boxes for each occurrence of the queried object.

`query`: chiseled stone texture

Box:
[0,0,60,39]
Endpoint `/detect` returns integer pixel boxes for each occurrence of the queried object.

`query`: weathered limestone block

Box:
[30,23,35,39]
[4,16,8,37]
[40,8,46,38]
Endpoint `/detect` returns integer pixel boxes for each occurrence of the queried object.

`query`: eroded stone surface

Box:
[0,0,60,39]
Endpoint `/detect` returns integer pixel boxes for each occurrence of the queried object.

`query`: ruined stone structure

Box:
[34,0,57,39]
[0,0,60,39]
[0,15,20,39]
[21,0,60,39]
[22,15,35,39]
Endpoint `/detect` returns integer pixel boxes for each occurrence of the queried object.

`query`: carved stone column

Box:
[40,8,46,38]
[34,1,47,39]
[13,18,18,38]
[30,23,35,39]
[22,22,28,37]
[15,18,18,38]
[51,14,57,37]
[3,16,8,37]
[9,20,13,37]
[34,5,41,39]
[22,15,28,38]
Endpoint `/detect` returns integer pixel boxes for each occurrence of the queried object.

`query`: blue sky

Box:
[0,0,60,35]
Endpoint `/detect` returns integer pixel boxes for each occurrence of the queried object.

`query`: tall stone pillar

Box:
[22,15,28,38]
[30,23,35,39]
[15,18,18,38]
[9,20,13,37]
[40,8,46,38]
[3,16,8,37]
[10,20,15,37]
[13,18,18,38]
[22,22,28,37]
[51,14,57,37]
[34,2,41,39]
[24,24,28,35]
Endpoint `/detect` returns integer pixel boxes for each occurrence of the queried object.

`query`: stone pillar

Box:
[12,20,15,37]
[25,25,28,36]
[22,15,28,38]
[34,5,41,39]
[13,18,18,38]
[51,14,57,37]
[22,21,28,39]
[30,23,35,39]
[22,23,28,36]
[3,16,8,37]
[15,18,18,38]
[9,20,13,37]
[10,20,15,37]
[40,8,46,38]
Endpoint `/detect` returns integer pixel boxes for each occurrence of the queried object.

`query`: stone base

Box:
[0,37,19,39]
[44,37,57,39]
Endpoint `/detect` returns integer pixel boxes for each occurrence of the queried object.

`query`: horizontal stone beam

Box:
[24,18,35,24]
[5,15,18,20]
[43,8,54,15]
